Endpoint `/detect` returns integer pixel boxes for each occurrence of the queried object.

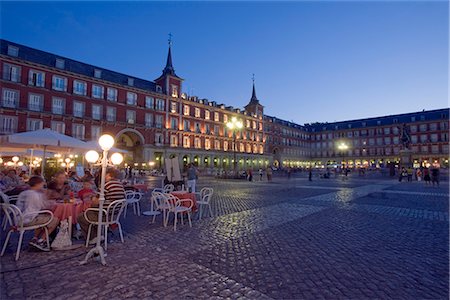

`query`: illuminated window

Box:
[183,136,190,148]
[184,105,190,116]
[224,141,228,151]
[214,140,220,150]
[205,139,211,150]
[214,112,219,122]
[171,85,178,98]
[171,102,177,113]
[194,137,201,149]
[170,135,178,147]
[223,114,228,123]
[195,107,201,118]
[205,110,210,120]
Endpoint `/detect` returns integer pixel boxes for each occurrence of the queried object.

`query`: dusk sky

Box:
[1,1,448,124]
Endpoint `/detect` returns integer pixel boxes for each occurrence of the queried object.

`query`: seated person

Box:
[3,170,21,191]
[68,171,80,183]
[80,170,94,182]
[16,176,59,251]
[77,168,125,243]
[47,170,71,200]
[77,179,95,201]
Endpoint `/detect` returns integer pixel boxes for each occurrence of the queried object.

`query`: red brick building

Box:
[1,39,448,171]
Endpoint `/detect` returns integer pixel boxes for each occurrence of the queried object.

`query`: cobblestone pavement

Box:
[1,175,448,299]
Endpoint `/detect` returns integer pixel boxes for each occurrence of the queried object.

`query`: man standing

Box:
[187,163,199,193]
[77,168,125,244]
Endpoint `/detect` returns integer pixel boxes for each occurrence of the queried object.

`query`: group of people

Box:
[0,167,125,252]
[399,166,440,186]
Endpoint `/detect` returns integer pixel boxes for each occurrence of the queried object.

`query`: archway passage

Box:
[115,129,145,163]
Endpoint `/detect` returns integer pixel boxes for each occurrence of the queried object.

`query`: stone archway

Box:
[115,129,145,163]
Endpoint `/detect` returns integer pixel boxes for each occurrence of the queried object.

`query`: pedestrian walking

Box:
[416,168,422,181]
[423,167,431,185]
[308,168,312,181]
[248,169,253,182]
[259,168,263,181]
[187,163,199,193]
[431,167,440,187]
[407,167,413,182]
[266,166,273,181]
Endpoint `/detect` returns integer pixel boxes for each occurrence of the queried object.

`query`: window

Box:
[411,116,416,122]
[7,45,19,57]
[246,120,251,128]
[205,139,211,150]
[240,143,245,152]
[410,125,417,133]
[205,110,210,120]
[73,101,85,118]
[171,85,178,98]
[420,134,427,143]
[28,93,43,111]
[194,137,201,149]
[195,108,201,118]
[27,119,43,131]
[92,104,102,120]
[184,105,190,116]
[107,87,117,101]
[183,136,190,148]
[2,89,19,108]
[3,64,21,82]
[0,115,18,134]
[156,85,162,93]
[28,70,45,87]
[170,135,178,147]
[223,114,228,123]
[145,113,153,127]
[52,97,65,115]
[419,124,427,132]
[126,110,136,124]
[155,115,163,128]
[145,96,154,109]
[441,133,448,142]
[73,80,87,96]
[214,112,219,122]
[411,135,418,143]
[52,75,67,91]
[55,59,65,69]
[214,125,219,135]
[106,107,116,122]
[170,117,178,130]
[431,145,439,154]
[94,69,102,78]
[155,133,163,145]
[259,145,264,154]
[214,140,220,150]
[91,126,101,141]
[383,127,390,135]
[171,102,177,113]
[184,120,190,131]
[430,134,438,142]
[252,121,256,129]
[127,92,137,105]
[429,123,437,131]
[195,122,201,133]
[51,121,65,134]
[223,140,228,151]
[205,124,210,135]
[393,136,399,144]
[156,99,165,111]
[72,124,85,140]
[92,85,104,99]
[128,78,134,86]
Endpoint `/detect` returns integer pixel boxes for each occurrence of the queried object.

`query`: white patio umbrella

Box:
[0,128,92,175]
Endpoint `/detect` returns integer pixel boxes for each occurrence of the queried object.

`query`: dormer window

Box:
[128,77,134,86]
[94,69,102,79]
[7,45,18,57]
[156,85,162,93]
[55,58,65,69]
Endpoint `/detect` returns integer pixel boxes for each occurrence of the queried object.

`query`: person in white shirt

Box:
[17,176,59,251]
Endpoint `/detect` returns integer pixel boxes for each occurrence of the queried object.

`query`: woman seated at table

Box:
[17,176,59,251]
[77,168,125,243]
[47,170,71,200]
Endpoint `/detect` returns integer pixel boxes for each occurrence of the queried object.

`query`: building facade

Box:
[1,39,449,171]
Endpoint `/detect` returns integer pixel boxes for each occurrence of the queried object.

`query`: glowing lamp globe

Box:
[85,150,100,163]
[12,156,19,163]
[6,161,14,166]
[65,158,71,164]
[0,158,3,164]
[99,134,115,151]
[236,121,243,129]
[110,153,124,165]
[17,162,24,167]
[61,162,66,167]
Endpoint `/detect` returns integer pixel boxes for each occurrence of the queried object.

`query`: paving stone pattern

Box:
[1,176,448,299]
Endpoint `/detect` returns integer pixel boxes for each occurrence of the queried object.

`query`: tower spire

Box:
[250,73,258,103]
[163,33,176,76]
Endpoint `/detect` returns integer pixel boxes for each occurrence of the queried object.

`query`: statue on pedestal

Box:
[399,123,411,150]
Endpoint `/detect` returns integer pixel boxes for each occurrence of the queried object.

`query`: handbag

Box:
[51,219,72,249]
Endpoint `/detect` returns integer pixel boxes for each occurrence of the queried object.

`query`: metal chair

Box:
[84,199,127,250]
[123,191,142,217]
[197,187,214,220]
[164,194,193,232]
[0,204,54,261]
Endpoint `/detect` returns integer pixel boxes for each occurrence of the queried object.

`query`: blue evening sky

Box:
[1,1,448,124]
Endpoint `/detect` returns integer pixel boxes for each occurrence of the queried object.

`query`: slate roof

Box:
[0,39,159,93]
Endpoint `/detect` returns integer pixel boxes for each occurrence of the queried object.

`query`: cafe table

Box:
[53,199,91,238]
[171,191,198,212]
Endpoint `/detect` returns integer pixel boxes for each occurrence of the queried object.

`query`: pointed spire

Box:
[250,73,259,104]
[162,33,177,77]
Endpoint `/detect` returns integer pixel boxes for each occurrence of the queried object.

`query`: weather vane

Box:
[168,33,173,47]
[252,73,255,84]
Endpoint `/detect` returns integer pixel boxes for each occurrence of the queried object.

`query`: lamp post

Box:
[337,142,349,169]
[226,117,243,177]
[81,134,123,266]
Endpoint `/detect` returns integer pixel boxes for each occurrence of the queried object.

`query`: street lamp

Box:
[81,134,123,266]
[226,116,243,176]
[337,142,349,168]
